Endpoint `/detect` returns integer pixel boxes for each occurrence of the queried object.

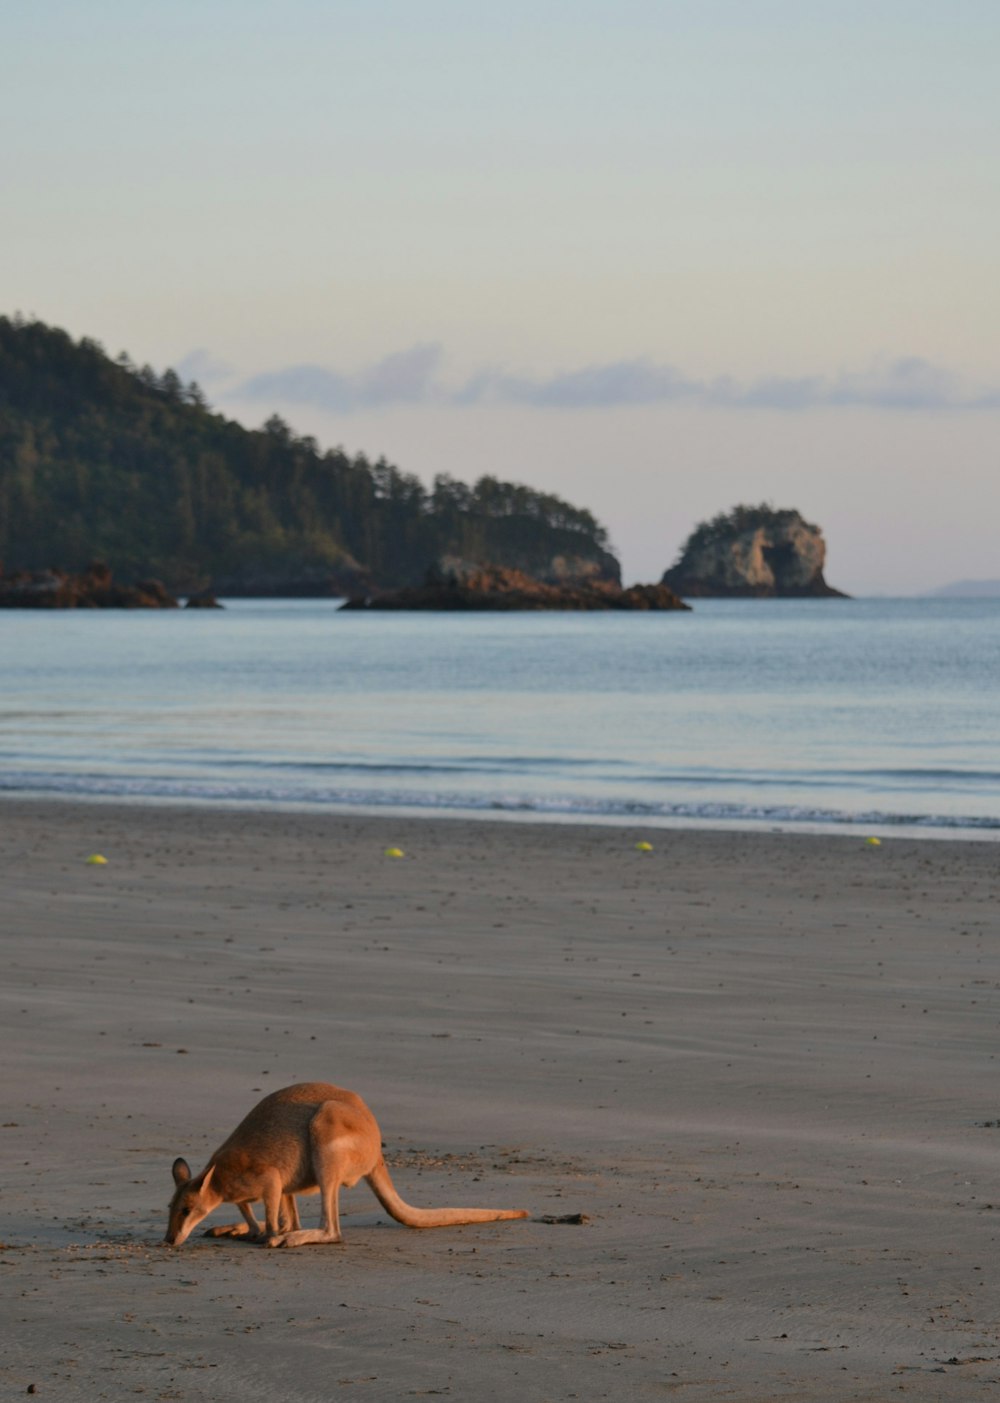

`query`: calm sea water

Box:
[1,598,998,836]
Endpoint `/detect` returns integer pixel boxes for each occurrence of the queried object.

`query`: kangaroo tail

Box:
[366,1157,529,1229]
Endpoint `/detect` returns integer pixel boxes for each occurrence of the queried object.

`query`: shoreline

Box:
[4,788,999,843]
[4,798,1000,1399]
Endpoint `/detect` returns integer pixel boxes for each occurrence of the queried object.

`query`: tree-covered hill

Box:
[0,316,618,593]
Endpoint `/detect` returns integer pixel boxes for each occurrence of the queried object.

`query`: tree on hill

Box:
[0,315,618,592]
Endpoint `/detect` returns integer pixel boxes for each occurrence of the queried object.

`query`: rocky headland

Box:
[0,562,213,608]
[662,505,847,598]
[343,559,690,611]
[0,316,620,598]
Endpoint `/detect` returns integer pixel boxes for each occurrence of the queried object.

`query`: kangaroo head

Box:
[164,1158,220,1245]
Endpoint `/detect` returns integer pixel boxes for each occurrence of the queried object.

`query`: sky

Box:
[3,1,999,592]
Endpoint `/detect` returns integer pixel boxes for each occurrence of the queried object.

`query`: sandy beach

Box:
[2,799,999,1400]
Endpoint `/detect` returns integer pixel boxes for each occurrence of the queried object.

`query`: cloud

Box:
[233,343,443,412]
[218,346,1000,414]
[455,358,699,408]
[460,356,1000,412]
[737,358,970,411]
[174,347,234,386]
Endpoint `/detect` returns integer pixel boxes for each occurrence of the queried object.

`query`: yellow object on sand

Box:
[635,841,653,852]
[865,836,882,847]
[85,853,108,865]
[384,847,405,858]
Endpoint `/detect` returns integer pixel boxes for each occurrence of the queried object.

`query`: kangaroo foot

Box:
[265,1229,343,1248]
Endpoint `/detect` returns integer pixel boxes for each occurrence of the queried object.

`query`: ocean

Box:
[2,597,997,836]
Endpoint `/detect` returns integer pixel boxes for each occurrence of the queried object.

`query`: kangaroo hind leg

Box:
[268,1103,351,1248]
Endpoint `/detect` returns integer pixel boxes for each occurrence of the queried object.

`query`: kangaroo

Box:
[164,1081,530,1247]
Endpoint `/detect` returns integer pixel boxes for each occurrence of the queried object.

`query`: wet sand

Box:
[2,799,999,1400]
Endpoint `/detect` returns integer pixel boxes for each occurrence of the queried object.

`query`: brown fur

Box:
[164,1081,530,1247]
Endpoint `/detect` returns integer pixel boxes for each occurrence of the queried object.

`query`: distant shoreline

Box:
[3,791,997,843]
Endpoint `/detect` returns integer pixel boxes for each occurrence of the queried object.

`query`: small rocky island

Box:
[343,559,690,611]
[662,505,847,598]
[0,562,220,608]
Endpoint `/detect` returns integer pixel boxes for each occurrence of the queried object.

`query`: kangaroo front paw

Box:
[204,1223,252,1238]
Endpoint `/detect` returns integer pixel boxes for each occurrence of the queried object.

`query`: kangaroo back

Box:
[213,1083,373,1187]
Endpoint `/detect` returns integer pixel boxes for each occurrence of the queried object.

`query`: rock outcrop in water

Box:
[452,549,620,589]
[342,559,691,612]
[662,505,847,598]
[0,562,179,608]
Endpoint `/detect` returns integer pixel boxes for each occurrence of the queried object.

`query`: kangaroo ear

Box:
[201,1163,216,1192]
[172,1157,191,1187]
